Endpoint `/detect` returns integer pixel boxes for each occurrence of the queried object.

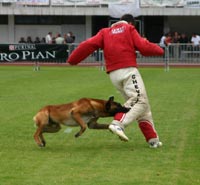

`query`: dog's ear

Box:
[108,96,114,102]
[105,96,114,111]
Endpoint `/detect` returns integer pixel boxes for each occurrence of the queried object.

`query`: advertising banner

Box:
[51,0,136,6]
[16,0,49,5]
[184,0,200,7]
[108,0,140,18]
[140,0,185,7]
[0,44,68,62]
[0,0,16,2]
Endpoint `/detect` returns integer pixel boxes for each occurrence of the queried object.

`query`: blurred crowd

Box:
[19,31,200,47]
[159,32,200,59]
[18,31,75,44]
[159,32,200,48]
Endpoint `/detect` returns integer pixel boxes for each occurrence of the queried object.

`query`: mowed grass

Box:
[0,66,199,185]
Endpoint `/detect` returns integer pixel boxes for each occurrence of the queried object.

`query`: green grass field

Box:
[0,66,199,185]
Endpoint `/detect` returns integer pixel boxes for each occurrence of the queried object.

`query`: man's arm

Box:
[131,28,164,56]
[67,32,103,65]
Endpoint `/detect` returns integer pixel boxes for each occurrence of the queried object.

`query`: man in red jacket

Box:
[67,14,164,148]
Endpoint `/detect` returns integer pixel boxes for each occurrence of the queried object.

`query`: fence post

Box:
[33,61,40,71]
[164,46,170,72]
[99,50,105,71]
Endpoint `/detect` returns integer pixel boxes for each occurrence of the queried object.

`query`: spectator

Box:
[191,33,200,46]
[26,36,33,43]
[45,32,52,44]
[191,33,200,56]
[18,37,26,43]
[34,37,41,44]
[179,33,189,53]
[159,33,168,60]
[172,31,180,43]
[69,31,75,42]
[171,32,181,58]
[179,33,189,44]
[51,37,56,44]
[64,32,75,43]
[164,32,172,46]
[40,37,46,43]
[159,33,167,49]
[55,33,65,44]
[164,32,173,56]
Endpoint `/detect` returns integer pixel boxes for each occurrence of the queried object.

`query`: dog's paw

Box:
[74,133,80,138]
[38,142,46,147]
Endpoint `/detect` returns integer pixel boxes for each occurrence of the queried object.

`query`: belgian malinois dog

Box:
[33,96,129,147]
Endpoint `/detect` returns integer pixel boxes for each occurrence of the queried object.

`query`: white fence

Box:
[1,43,199,71]
[67,43,200,71]
[72,43,200,62]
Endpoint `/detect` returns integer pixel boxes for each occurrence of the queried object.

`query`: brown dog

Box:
[33,96,129,147]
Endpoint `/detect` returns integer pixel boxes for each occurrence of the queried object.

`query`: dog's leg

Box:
[39,132,46,147]
[88,118,109,129]
[71,111,87,137]
[33,111,49,147]
[34,126,46,147]
[38,124,61,147]
[43,123,61,133]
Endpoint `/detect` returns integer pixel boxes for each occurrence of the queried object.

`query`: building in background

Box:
[0,0,200,43]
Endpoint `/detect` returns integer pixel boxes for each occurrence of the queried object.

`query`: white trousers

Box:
[109,67,158,141]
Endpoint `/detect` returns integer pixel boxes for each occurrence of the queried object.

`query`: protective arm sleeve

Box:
[132,29,164,56]
[67,32,103,65]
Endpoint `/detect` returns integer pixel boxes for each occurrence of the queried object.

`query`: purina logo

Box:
[8,44,36,51]
[9,45,15,51]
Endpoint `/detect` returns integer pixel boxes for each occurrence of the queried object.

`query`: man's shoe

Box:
[109,124,129,142]
[149,141,163,148]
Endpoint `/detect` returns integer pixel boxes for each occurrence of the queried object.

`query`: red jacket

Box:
[67,21,164,73]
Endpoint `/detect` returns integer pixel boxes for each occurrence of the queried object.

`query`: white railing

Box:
[0,43,199,71]
[67,43,200,71]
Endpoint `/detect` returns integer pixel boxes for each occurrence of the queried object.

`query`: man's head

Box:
[120,14,135,25]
